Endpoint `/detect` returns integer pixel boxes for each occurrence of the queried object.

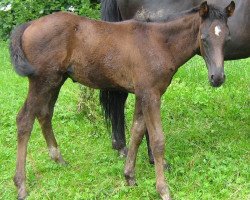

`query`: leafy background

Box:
[0,0,100,40]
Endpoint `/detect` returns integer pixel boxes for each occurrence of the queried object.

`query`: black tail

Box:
[9,22,35,77]
[99,90,128,149]
[100,0,128,150]
[101,0,122,22]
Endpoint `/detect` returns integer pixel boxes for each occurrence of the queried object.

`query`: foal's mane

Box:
[134,4,227,23]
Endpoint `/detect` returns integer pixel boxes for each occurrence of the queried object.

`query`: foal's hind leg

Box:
[124,97,146,185]
[14,74,65,199]
[37,78,67,164]
[14,99,35,200]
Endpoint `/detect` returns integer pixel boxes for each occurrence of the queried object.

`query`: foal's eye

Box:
[200,33,209,42]
[200,34,206,40]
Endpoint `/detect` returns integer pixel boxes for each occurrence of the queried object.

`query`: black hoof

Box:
[149,158,154,165]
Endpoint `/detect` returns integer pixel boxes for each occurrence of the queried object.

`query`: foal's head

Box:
[198,1,235,87]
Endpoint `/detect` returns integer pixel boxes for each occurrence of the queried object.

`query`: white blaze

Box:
[215,25,222,36]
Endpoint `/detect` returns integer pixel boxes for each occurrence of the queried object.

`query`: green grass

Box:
[0,40,249,200]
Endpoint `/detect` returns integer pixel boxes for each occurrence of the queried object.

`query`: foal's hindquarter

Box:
[15,11,201,200]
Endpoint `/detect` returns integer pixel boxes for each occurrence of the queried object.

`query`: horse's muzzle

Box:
[210,73,225,87]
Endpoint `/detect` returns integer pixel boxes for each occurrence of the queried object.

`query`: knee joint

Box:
[16,113,33,137]
[151,136,165,154]
[13,174,24,187]
[131,121,145,135]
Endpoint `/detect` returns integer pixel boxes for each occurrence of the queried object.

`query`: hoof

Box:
[149,158,154,165]
[14,176,27,200]
[49,147,67,165]
[161,194,172,200]
[157,183,171,200]
[126,177,137,186]
[17,188,27,200]
[118,147,128,158]
[56,157,68,165]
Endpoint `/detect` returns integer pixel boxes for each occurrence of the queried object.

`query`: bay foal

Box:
[10,1,235,199]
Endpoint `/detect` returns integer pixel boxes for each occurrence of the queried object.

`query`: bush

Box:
[0,0,100,40]
[77,85,102,121]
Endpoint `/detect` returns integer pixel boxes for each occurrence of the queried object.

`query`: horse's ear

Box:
[199,1,209,18]
[225,1,235,17]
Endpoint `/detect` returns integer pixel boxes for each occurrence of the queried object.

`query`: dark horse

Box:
[100,0,250,163]
[10,2,235,199]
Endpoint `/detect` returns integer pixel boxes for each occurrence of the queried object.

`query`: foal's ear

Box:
[225,1,235,17]
[199,1,209,18]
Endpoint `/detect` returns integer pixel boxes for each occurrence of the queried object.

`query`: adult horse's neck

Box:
[159,13,200,69]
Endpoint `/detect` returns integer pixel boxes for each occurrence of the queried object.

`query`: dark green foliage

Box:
[0,0,100,40]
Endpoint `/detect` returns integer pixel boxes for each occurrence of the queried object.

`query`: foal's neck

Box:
[160,13,200,68]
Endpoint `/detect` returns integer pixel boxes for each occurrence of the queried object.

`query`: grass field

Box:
[0,40,249,200]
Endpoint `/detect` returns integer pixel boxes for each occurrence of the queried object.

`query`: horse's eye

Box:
[201,34,208,41]
[200,34,206,40]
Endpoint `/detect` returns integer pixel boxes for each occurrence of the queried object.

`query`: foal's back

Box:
[22,12,160,91]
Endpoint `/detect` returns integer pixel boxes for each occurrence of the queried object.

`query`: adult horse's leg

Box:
[141,91,171,200]
[14,74,65,200]
[124,97,146,185]
[36,77,67,164]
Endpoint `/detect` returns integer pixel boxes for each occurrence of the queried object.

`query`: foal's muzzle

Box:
[209,69,225,87]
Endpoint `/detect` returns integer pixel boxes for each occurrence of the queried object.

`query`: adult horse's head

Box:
[198,1,235,87]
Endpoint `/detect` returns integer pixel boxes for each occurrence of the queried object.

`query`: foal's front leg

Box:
[141,91,171,200]
[124,97,146,185]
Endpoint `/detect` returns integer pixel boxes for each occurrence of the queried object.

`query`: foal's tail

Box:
[101,0,122,22]
[9,22,35,77]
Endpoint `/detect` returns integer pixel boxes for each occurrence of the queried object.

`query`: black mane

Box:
[134,4,227,23]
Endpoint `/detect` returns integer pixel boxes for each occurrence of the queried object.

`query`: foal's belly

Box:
[67,63,135,92]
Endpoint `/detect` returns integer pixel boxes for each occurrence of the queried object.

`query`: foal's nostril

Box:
[211,74,214,80]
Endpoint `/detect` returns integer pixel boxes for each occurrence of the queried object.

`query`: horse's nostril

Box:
[211,74,214,80]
